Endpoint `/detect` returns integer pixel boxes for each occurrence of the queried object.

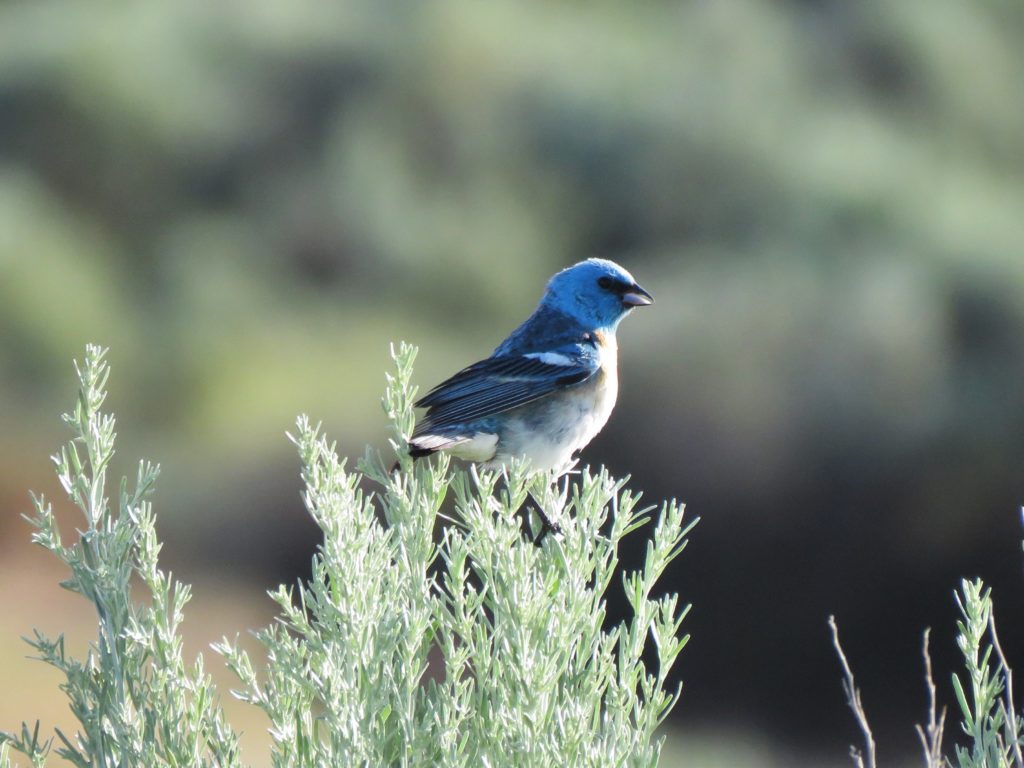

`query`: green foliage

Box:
[217,342,695,767]
[1,345,239,767]
[950,579,1023,768]
[5,0,1024,518]
[4,12,1024,723]
[3,344,693,767]
[832,577,1024,768]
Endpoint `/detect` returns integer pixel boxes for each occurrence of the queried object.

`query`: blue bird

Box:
[409,259,653,473]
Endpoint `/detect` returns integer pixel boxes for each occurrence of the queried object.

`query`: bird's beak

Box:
[621,282,654,307]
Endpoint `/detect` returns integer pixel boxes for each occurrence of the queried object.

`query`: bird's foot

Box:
[529,507,562,547]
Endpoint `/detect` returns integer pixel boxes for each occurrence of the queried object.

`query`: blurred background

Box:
[3,0,1024,765]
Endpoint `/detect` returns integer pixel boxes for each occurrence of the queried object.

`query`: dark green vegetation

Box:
[2,1,1024,763]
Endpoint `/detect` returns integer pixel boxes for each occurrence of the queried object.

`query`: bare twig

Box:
[989,608,1024,768]
[829,616,877,768]
[915,628,947,768]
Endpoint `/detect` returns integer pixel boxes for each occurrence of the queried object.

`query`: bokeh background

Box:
[3,1,1024,765]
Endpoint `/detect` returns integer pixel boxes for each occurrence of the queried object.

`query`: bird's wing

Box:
[413,345,599,433]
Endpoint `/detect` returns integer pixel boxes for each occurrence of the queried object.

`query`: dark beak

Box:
[621,282,654,307]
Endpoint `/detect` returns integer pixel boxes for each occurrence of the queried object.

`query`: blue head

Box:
[541,258,653,331]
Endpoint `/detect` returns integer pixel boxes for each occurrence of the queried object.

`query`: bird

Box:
[408,258,653,473]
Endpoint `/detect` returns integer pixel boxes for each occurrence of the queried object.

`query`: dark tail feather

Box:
[391,437,454,472]
[392,434,468,472]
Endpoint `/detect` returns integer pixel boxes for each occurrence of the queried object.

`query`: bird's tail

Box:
[407,433,469,457]
[390,434,468,473]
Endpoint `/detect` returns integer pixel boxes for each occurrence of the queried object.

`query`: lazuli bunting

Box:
[409,259,653,473]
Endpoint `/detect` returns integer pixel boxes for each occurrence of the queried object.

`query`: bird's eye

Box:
[597,276,614,290]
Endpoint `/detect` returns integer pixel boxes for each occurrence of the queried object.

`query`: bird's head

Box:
[541,258,654,330]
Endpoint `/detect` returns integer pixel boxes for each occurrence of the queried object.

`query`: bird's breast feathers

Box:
[586,329,619,442]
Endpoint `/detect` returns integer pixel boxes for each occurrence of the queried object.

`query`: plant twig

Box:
[915,628,947,768]
[829,615,877,768]
[989,608,1024,768]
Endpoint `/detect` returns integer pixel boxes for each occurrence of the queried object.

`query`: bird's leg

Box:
[510,500,559,546]
[527,504,561,546]
[390,450,427,473]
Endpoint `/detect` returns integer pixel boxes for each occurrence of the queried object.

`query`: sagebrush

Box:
[2,344,694,768]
